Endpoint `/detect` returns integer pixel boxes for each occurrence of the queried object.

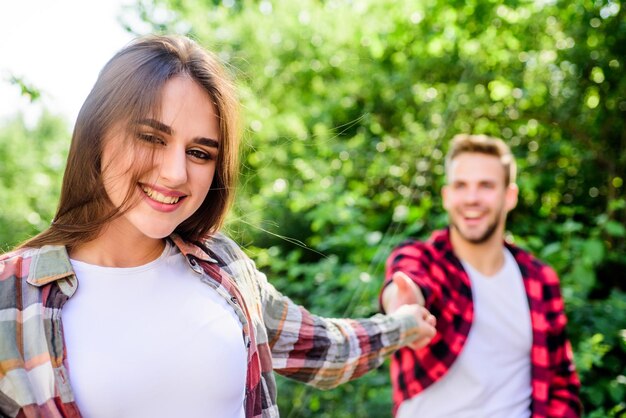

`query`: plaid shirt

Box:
[383,229,581,417]
[0,233,420,418]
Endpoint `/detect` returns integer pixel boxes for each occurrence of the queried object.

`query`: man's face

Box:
[442,152,518,245]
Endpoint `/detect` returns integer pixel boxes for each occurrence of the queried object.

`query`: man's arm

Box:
[543,266,582,417]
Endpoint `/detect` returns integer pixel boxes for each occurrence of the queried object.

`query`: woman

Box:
[0,35,435,418]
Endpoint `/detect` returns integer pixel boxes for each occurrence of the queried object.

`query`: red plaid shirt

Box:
[382,229,581,417]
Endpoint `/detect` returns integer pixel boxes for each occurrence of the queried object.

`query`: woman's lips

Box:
[139,184,187,212]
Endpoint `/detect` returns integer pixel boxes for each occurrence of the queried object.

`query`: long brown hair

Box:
[20,35,240,250]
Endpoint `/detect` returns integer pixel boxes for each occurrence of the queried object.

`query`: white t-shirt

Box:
[63,240,247,418]
[397,248,532,418]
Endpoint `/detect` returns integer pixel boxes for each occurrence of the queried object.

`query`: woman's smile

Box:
[141,184,185,205]
[139,183,187,213]
[100,75,220,243]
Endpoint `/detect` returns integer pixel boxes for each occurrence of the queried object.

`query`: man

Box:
[381,134,581,417]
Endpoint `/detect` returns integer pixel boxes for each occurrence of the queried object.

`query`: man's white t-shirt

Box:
[63,240,247,418]
[397,248,533,418]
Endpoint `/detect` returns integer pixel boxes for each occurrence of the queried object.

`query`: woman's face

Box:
[101,75,220,241]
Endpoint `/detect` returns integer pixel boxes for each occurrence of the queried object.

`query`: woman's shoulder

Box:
[201,232,248,264]
[0,246,34,265]
[0,245,71,285]
[0,247,36,301]
[204,231,238,247]
[197,232,267,289]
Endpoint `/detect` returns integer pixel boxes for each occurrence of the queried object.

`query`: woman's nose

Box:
[158,147,188,186]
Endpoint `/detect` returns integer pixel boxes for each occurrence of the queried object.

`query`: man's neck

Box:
[449,229,505,277]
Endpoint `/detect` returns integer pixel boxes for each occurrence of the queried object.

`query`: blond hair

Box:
[445,133,517,185]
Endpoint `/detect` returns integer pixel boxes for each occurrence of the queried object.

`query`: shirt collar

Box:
[25,245,76,287]
[169,234,219,264]
[24,234,218,287]
[431,227,455,254]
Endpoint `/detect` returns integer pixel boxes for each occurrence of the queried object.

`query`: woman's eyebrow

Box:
[195,138,219,149]
[138,118,172,134]
[138,118,219,148]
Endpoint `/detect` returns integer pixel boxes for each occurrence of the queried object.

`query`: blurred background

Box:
[1,0,624,416]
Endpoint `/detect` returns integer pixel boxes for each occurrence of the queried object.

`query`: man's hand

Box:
[382,271,425,312]
[383,272,435,349]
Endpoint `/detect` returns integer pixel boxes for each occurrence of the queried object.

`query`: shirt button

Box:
[188,257,203,273]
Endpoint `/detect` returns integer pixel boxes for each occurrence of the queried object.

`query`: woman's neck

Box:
[69,221,166,268]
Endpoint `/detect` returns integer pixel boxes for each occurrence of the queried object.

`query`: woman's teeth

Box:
[142,187,181,204]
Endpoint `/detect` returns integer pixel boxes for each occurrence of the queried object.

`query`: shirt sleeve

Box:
[255,267,422,389]
[542,265,582,417]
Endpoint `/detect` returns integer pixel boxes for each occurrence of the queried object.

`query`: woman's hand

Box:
[393,303,437,350]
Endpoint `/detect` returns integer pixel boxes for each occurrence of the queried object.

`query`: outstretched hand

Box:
[393,304,437,350]
[384,272,436,350]
[385,271,424,312]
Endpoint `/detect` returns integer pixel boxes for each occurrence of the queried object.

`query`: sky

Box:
[0,0,137,126]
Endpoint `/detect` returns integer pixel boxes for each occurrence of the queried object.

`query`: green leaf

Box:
[604,221,626,238]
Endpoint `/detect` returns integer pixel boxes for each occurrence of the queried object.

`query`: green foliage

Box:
[124,0,625,415]
[0,113,69,251]
[7,75,42,102]
[1,0,624,416]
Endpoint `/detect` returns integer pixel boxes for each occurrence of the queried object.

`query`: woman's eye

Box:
[137,133,165,145]
[187,149,213,161]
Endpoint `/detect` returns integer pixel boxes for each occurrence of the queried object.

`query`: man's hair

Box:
[20,34,240,250]
[444,133,517,185]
